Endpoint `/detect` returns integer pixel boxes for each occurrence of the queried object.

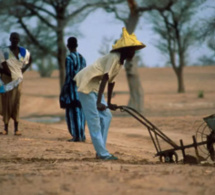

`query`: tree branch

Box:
[67,1,125,22]
[17,1,56,29]
[138,0,175,12]
[18,17,57,57]
[19,1,56,18]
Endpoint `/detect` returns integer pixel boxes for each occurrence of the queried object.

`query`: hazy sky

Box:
[76,9,166,67]
[0,1,214,68]
[76,1,214,67]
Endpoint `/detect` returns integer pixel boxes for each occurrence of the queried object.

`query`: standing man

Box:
[61,37,86,142]
[74,28,145,160]
[0,32,31,135]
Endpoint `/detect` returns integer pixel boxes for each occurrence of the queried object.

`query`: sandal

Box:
[14,130,22,136]
[0,130,8,135]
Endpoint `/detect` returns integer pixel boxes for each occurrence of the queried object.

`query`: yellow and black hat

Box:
[111,27,146,52]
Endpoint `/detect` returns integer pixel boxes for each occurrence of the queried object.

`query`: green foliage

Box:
[144,0,207,92]
[198,55,215,66]
[147,0,201,67]
[195,4,215,66]
[198,90,204,98]
[36,56,58,78]
[0,0,126,85]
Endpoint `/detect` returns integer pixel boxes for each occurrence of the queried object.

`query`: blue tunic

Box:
[65,52,86,141]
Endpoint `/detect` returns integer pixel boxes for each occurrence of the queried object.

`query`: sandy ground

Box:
[0,66,215,195]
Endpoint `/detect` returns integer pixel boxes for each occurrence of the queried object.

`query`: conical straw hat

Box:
[111,27,146,52]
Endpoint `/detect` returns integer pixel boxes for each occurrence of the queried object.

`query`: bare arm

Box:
[97,73,109,111]
[22,56,32,73]
[1,61,11,76]
[107,82,118,110]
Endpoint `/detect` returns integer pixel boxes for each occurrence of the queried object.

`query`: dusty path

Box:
[0,66,215,195]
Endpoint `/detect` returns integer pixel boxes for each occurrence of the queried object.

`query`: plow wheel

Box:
[196,120,215,162]
[159,152,178,163]
[206,132,215,161]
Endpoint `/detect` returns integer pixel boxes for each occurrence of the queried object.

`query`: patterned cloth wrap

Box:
[0,46,30,93]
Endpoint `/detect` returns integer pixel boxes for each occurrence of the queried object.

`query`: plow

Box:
[115,106,215,164]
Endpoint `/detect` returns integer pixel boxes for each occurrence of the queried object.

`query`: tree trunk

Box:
[125,0,144,112]
[56,18,66,88]
[176,68,185,93]
[124,42,144,112]
[125,57,144,113]
[168,35,185,93]
[57,47,66,88]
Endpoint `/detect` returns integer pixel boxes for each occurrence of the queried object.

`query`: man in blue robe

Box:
[62,37,86,142]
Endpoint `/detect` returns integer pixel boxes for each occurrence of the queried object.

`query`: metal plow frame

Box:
[116,106,215,164]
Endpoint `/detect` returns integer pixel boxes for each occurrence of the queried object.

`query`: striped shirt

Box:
[65,52,86,102]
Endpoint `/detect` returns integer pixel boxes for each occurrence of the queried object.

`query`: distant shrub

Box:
[198,90,204,98]
[35,56,57,77]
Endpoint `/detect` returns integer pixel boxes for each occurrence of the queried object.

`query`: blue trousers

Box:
[78,92,112,157]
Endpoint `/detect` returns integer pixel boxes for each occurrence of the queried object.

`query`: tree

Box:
[102,0,175,112]
[198,4,215,65]
[147,0,203,93]
[0,0,124,87]
[21,21,58,77]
